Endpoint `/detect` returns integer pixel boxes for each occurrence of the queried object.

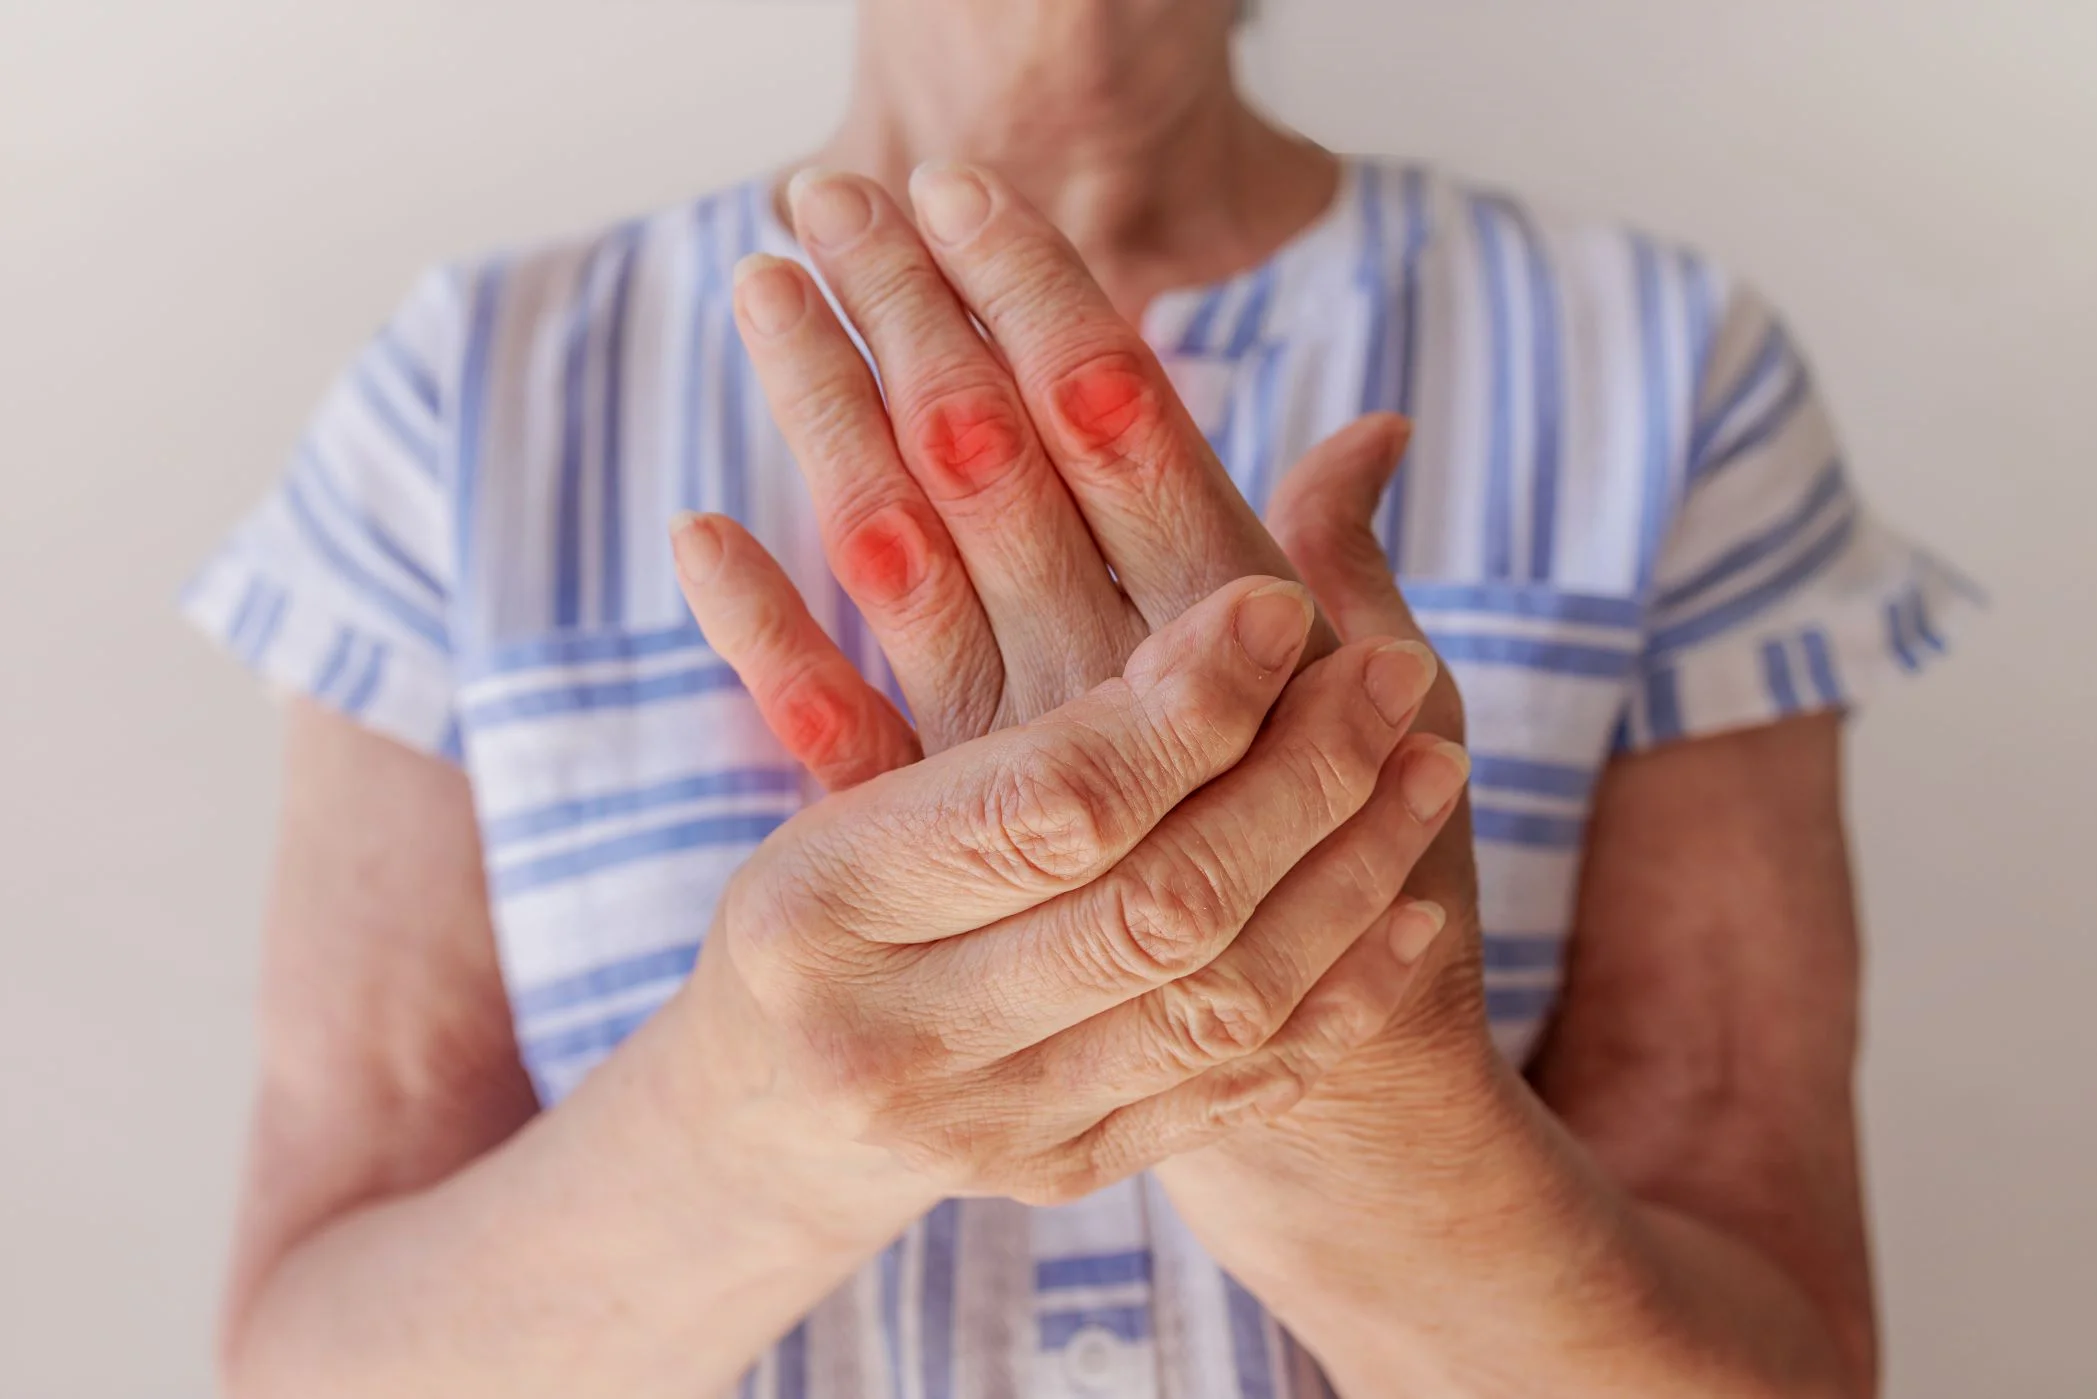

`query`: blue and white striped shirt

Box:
[186,157,1969,1399]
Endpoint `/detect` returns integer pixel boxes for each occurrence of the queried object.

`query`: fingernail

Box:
[1234,582,1314,672]
[670,510,723,584]
[910,163,991,244]
[1388,901,1447,965]
[1399,738,1470,821]
[1363,639,1438,726]
[733,254,806,336]
[788,167,873,249]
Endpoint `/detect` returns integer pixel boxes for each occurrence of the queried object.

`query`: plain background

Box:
[3,1,2092,1394]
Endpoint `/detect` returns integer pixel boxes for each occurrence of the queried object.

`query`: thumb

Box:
[1265,413,1419,643]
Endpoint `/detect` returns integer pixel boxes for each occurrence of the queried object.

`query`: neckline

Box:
[746,155,1370,357]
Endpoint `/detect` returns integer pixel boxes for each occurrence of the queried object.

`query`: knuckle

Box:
[1105,852,1235,984]
[831,500,935,609]
[1039,344,1173,460]
[1153,964,1284,1068]
[972,745,1122,888]
[901,378,1034,496]
[1281,725,1377,830]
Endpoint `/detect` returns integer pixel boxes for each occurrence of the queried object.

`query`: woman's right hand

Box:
[661,570,1447,1242]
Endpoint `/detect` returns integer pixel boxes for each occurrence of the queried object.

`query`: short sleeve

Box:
[180,266,466,760]
[1619,279,1980,750]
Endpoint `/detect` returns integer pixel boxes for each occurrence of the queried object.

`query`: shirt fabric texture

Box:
[185,156,1972,1399]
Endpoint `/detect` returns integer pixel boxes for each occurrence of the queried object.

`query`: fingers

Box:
[935,636,1443,1047]
[729,252,1005,742]
[783,170,1139,707]
[907,163,1325,640]
[1010,727,1468,1102]
[745,576,1317,944]
[1071,896,1453,1187]
[671,513,921,790]
[1265,412,1433,645]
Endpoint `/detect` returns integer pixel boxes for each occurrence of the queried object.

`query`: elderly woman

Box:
[185,1,1968,1395]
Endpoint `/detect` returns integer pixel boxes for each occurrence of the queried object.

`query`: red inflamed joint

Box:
[917,395,1028,491]
[836,506,929,603]
[1052,360,1158,450]
[769,685,850,768]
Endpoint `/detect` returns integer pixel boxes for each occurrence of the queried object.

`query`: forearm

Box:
[1163,1073,1860,1399]
[224,991,929,1399]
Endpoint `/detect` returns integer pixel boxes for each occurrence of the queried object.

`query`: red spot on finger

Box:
[769,685,849,768]
[1051,358,1160,450]
[915,393,1028,492]
[836,506,929,603]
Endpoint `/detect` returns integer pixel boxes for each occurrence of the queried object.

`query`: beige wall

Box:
[3,2,2091,1394]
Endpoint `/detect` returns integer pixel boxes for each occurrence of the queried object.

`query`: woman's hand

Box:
[668,570,1456,1238]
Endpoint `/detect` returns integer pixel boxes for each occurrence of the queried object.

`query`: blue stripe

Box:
[490,810,785,898]
[1645,512,1857,656]
[721,187,761,524]
[1177,284,1229,355]
[1644,666,1684,742]
[281,477,449,649]
[520,1001,662,1068]
[921,1199,959,1399]
[879,1235,906,1399]
[1035,1250,1153,1291]
[224,578,267,655]
[1652,461,1848,613]
[1040,1305,1152,1350]
[373,325,442,415]
[351,363,441,479]
[454,263,504,632]
[776,1321,809,1399]
[483,767,801,848]
[1472,195,1517,578]
[512,944,699,1020]
[1761,638,1802,714]
[1426,632,1635,678]
[599,226,643,625]
[1630,236,1678,588]
[681,198,725,522]
[465,621,705,679]
[1224,1274,1275,1399]
[1886,597,1921,672]
[1699,366,1809,480]
[1376,167,1431,574]
[1509,200,1566,580]
[1482,934,1563,972]
[240,585,290,664]
[1242,342,1288,514]
[553,243,598,627]
[311,625,356,699]
[1223,263,1277,358]
[340,644,387,717]
[296,445,446,599]
[1403,580,1640,628]
[1471,806,1585,849]
[1468,754,1593,800]
[1800,627,1842,705]
[460,662,742,729]
[1486,983,1559,1024]
[1689,323,1788,466]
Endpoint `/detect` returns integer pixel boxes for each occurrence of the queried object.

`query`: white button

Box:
[1063,1324,1123,1391]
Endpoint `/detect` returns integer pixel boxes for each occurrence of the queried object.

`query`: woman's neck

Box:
[796,0,1338,319]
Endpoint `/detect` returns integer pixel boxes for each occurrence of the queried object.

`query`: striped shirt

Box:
[185,156,1970,1399]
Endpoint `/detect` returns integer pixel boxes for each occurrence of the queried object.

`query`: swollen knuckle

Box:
[1107,857,1232,982]
[901,377,1033,494]
[1039,344,1172,460]
[1156,967,1281,1068]
[976,748,1119,887]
